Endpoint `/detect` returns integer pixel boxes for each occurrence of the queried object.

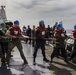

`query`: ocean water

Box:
[66,29,72,34]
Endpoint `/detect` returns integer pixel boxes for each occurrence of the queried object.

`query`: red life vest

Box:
[54,29,66,42]
[37,26,46,38]
[10,25,21,37]
[72,29,76,40]
[54,29,65,36]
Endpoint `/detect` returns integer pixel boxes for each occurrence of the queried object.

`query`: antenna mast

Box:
[0,0,7,21]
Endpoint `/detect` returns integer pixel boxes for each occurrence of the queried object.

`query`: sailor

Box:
[50,23,68,63]
[70,24,76,61]
[26,25,31,44]
[6,20,28,66]
[31,25,36,47]
[0,23,9,63]
[33,20,49,65]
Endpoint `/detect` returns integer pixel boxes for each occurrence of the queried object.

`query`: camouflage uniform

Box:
[7,27,28,65]
[51,29,68,63]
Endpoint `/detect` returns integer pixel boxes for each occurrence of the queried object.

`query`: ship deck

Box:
[0,41,76,75]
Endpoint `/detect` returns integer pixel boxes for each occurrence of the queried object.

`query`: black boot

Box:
[1,56,6,64]
[64,59,69,63]
[33,58,36,65]
[50,58,53,63]
[43,58,49,62]
[23,60,28,64]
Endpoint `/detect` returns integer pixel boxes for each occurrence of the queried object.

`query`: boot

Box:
[33,58,36,65]
[43,58,49,62]
[23,60,28,64]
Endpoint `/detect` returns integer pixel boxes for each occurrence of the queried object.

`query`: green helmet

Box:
[1,23,6,27]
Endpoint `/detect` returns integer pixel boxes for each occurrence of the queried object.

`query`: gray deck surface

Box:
[0,42,51,75]
[0,42,76,75]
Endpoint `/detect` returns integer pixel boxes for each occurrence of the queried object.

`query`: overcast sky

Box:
[0,0,76,29]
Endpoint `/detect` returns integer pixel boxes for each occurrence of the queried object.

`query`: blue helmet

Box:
[14,20,19,25]
[39,20,45,25]
[74,24,76,29]
[57,23,62,28]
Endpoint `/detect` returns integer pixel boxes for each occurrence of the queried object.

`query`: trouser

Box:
[33,42,46,62]
[51,46,67,60]
[0,44,2,57]
[26,38,31,43]
[7,39,27,63]
[70,50,76,60]
[32,39,35,47]
[0,43,4,62]
[1,42,9,55]
[70,41,76,60]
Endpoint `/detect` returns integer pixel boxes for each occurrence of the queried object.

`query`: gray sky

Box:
[0,0,76,29]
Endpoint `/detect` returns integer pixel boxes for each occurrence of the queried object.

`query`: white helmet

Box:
[58,21,63,24]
